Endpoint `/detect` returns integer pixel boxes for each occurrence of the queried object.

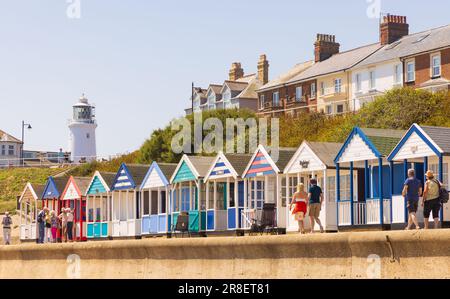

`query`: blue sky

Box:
[1,0,449,157]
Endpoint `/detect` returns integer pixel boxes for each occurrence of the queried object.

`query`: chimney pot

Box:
[257,54,269,85]
[314,33,340,62]
[380,14,409,45]
[229,62,244,81]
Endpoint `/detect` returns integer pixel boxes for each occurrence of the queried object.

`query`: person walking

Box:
[58,208,68,243]
[50,211,58,243]
[66,208,74,242]
[2,211,13,245]
[422,170,442,229]
[402,169,422,230]
[308,179,324,233]
[37,207,47,244]
[290,183,308,234]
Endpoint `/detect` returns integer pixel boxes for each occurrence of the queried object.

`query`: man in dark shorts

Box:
[402,169,422,230]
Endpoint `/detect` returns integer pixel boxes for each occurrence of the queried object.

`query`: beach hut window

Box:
[113,196,120,220]
[120,195,127,221]
[217,183,226,209]
[339,175,352,201]
[207,183,214,209]
[88,208,94,222]
[160,190,167,214]
[151,191,158,215]
[200,184,207,210]
[102,197,107,221]
[143,191,150,215]
[229,183,236,208]
[127,192,135,219]
[327,176,336,203]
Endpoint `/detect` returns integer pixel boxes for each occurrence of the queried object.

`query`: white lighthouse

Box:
[68,94,97,163]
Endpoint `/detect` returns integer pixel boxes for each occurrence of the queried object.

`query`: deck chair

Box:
[249,203,277,235]
[172,212,190,238]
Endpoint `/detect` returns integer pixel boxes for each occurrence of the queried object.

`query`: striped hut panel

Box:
[113,167,134,190]
[246,150,276,178]
[209,157,232,179]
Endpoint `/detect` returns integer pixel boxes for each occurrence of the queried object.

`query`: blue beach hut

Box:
[203,152,252,234]
[139,162,177,236]
[334,127,405,230]
[388,124,450,226]
[111,163,149,238]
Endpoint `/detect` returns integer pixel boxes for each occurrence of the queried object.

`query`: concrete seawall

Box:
[0,230,449,279]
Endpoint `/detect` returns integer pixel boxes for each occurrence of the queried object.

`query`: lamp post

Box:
[21,121,32,166]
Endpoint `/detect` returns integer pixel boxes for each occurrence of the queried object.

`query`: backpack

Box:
[433,179,449,204]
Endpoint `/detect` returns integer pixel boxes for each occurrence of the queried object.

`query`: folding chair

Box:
[172,212,190,238]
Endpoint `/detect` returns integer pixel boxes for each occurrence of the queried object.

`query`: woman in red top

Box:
[290,183,308,234]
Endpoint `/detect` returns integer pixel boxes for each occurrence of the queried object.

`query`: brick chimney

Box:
[314,34,340,63]
[229,62,244,81]
[257,54,269,85]
[380,14,409,45]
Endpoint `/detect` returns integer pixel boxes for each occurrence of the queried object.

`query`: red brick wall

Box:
[257,79,317,116]
[442,48,450,80]
[405,47,450,88]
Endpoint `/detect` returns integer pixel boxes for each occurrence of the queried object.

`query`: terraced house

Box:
[257,14,450,118]
[185,55,269,115]
[351,15,450,110]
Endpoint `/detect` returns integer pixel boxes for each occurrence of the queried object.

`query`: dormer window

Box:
[207,90,216,110]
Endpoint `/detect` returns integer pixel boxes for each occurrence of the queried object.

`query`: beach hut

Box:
[60,176,91,241]
[169,155,216,234]
[18,183,44,241]
[85,171,116,239]
[203,152,252,234]
[139,162,177,236]
[111,163,149,238]
[283,141,347,232]
[242,145,296,232]
[41,176,69,215]
[388,124,450,226]
[334,127,405,230]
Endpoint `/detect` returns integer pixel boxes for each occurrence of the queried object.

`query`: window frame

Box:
[406,59,416,83]
[334,78,342,94]
[310,82,316,99]
[394,64,402,85]
[295,86,303,102]
[355,73,362,92]
[369,70,376,90]
[259,94,265,109]
[431,53,441,78]
[272,91,280,107]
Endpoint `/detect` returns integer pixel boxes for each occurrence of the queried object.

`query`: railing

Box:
[0,154,130,169]
[321,86,346,97]
[354,202,366,225]
[241,209,256,230]
[339,199,391,226]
